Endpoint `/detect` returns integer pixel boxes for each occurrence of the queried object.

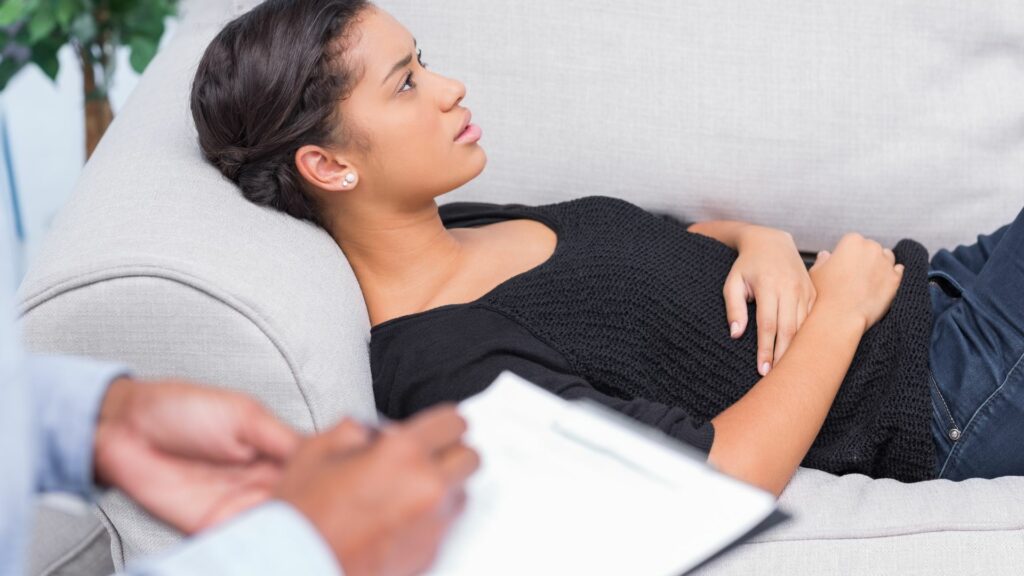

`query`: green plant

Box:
[0,0,178,158]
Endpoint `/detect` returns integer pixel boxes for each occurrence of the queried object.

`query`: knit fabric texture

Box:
[466,196,937,482]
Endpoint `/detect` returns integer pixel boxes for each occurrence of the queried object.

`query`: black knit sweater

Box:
[371,196,936,482]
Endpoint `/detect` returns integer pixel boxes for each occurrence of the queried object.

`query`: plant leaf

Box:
[128,35,156,73]
[28,9,56,43]
[68,11,95,44]
[0,56,26,91]
[0,0,28,27]
[55,0,79,28]
[13,19,31,43]
[122,8,164,39]
[30,37,61,81]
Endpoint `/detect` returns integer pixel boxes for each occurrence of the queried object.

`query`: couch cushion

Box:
[362,0,1023,254]
[697,469,1024,574]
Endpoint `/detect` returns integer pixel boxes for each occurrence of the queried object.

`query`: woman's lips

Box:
[455,123,482,144]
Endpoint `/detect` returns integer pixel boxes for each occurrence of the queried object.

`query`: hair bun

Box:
[214,146,249,181]
[236,154,321,225]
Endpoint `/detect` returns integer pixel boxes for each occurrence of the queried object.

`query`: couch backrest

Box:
[371,0,1023,252]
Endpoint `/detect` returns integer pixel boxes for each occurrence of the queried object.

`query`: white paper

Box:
[425,371,780,576]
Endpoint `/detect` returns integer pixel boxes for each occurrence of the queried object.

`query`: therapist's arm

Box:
[27,354,131,497]
[29,354,477,576]
[28,353,295,522]
[124,407,479,576]
[25,357,335,575]
[92,376,300,533]
[25,356,335,575]
[124,502,342,576]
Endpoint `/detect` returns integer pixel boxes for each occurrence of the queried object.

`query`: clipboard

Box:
[425,371,789,576]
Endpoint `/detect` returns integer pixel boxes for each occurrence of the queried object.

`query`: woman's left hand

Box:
[724,226,816,376]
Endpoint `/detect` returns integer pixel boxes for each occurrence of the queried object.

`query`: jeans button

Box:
[948,427,962,441]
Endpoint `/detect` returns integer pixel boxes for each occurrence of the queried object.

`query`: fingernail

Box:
[730,322,741,337]
[760,362,771,376]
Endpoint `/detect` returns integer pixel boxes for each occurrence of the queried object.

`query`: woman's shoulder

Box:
[438,200,532,228]
[535,195,646,216]
[438,195,646,227]
[371,303,523,348]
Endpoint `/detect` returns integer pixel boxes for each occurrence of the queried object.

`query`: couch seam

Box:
[37,521,107,576]
[19,265,320,431]
[94,502,124,572]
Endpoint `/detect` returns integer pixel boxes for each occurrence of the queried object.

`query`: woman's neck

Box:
[327,198,466,309]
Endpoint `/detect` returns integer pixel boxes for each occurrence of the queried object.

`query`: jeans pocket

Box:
[930,371,962,442]
[927,270,965,299]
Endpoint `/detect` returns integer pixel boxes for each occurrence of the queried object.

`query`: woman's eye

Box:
[399,71,416,93]
[399,50,428,94]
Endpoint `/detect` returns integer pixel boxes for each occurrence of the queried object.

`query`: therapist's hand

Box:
[276,405,480,576]
[93,377,301,534]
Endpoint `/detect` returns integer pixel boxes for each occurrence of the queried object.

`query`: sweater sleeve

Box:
[535,371,715,454]
[371,306,714,455]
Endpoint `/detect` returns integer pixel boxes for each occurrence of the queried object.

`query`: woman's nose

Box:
[444,77,467,109]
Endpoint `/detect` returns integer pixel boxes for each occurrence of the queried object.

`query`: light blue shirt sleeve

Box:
[126,502,343,576]
[0,219,33,576]
[27,354,130,498]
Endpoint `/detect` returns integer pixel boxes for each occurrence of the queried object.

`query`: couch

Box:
[19,0,1024,574]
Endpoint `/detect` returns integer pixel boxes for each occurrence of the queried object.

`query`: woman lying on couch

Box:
[189,0,1024,496]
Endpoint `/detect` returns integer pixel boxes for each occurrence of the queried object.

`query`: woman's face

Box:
[331,6,487,209]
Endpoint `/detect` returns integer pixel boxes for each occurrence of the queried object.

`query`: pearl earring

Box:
[342,172,356,187]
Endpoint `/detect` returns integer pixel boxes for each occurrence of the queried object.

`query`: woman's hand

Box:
[709,236,898,497]
[808,233,905,332]
[725,225,816,376]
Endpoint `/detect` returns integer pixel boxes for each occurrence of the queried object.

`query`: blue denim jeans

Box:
[928,205,1024,480]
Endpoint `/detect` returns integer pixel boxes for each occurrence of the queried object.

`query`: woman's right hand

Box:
[808,233,905,333]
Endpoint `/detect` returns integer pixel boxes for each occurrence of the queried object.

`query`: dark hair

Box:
[190,0,371,227]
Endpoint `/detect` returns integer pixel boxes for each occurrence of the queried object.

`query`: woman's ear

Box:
[295,145,358,193]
